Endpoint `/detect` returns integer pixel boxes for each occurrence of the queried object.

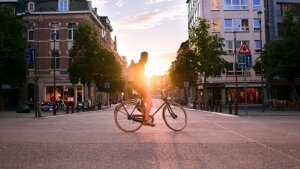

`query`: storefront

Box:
[44,83,77,104]
[226,88,261,104]
[225,83,264,105]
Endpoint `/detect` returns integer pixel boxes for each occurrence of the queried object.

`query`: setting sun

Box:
[145,59,170,77]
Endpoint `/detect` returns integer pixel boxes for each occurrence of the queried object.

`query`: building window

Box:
[254,40,261,52]
[101,29,106,38]
[59,0,69,12]
[276,3,294,16]
[226,62,234,75]
[27,23,34,41]
[51,29,60,40]
[224,0,248,10]
[198,3,201,17]
[253,0,260,10]
[225,19,249,32]
[27,2,35,12]
[212,0,220,10]
[253,18,260,30]
[68,23,76,40]
[212,19,220,32]
[226,41,234,54]
[51,50,59,69]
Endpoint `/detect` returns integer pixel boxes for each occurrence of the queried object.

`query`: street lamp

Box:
[257,10,264,112]
[52,31,57,115]
[233,31,238,115]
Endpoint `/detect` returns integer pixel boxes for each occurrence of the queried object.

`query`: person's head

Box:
[140,51,148,63]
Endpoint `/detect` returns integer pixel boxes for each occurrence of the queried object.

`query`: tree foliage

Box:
[169,18,228,89]
[68,23,124,95]
[0,5,26,87]
[259,8,300,81]
[255,8,300,99]
[93,48,124,92]
[189,18,228,78]
[0,5,27,109]
[169,40,198,88]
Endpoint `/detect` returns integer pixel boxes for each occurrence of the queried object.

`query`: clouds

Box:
[114,5,186,31]
[145,0,173,5]
[115,0,124,7]
[91,0,124,8]
[90,0,108,9]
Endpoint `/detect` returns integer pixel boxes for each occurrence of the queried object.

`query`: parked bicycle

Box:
[114,90,187,132]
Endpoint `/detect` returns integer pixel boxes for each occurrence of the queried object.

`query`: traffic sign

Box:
[238,42,251,55]
[238,54,252,69]
[184,81,189,88]
[104,82,110,89]
[25,48,37,63]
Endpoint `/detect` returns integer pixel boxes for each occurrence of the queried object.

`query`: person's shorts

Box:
[133,83,151,99]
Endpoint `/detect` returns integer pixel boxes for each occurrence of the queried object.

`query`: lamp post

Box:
[52,31,57,115]
[233,31,238,115]
[34,48,40,117]
[257,10,264,112]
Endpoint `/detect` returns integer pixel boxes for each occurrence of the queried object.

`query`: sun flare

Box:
[145,60,169,77]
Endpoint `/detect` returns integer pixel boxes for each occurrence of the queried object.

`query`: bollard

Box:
[37,102,41,117]
[219,100,222,112]
[66,105,69,114]
[71,104,74,113]
[229,101,232,114]
[234,100,238,115]
[214,100,218,112]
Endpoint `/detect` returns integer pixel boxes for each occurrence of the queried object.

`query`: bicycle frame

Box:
[138,96,177,118]
[117,94,177,123]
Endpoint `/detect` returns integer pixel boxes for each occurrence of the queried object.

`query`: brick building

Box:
[1,0,124,108]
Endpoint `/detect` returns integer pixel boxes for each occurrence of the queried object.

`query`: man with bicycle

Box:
[132,51,155,127]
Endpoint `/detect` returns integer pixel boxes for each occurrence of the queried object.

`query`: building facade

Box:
[186,0,266,105]
[1,0,122,108]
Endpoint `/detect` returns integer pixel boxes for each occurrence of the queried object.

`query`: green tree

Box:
[255,8,300,100]
[68,23,125,99]
[189,18,227,78]
[189,18,228,109]
[0,5,27,109]
[169,40,199,105]
[93,48,124,93]
[169,40,198,89]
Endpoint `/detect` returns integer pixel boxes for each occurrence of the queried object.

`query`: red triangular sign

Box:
[238,42,251,54]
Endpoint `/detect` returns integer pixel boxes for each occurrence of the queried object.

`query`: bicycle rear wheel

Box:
[114,101,144,132]
[163,102,187,131]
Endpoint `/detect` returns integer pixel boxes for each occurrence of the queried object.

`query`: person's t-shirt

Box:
[134,61,146,85]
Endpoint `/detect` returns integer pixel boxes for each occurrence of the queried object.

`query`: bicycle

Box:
[114,91,187,132]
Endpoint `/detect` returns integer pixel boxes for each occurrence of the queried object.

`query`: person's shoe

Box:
[142,120,156,127]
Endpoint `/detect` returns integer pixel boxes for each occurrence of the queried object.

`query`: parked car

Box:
[40,101,53,112]
[16,103,30,113]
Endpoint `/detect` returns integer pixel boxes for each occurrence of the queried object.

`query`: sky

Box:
[90,0,188,76]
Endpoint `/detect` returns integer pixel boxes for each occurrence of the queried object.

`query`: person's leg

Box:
[143,95,153,123]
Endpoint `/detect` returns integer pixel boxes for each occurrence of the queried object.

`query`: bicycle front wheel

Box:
[163,102,187,131]
[114,101,144,132]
